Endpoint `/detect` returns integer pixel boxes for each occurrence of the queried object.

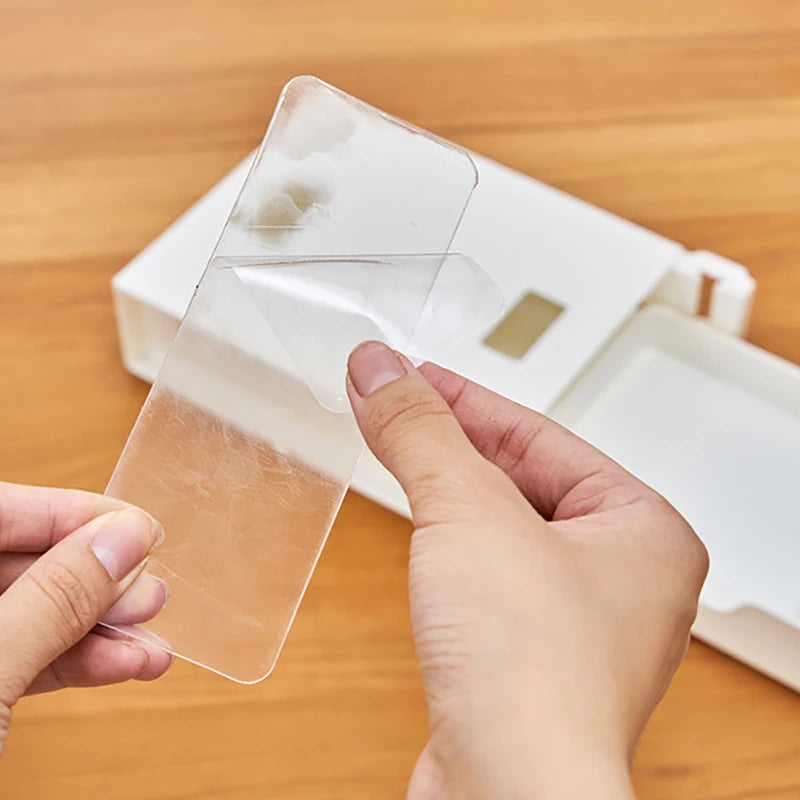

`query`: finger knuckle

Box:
[647,495,710,591]
[26,561,99,640]
[641,489,709,598]
[406,466,471,517]
[411,457,507,527]
[367,389,451,454]
[683,527,710,588]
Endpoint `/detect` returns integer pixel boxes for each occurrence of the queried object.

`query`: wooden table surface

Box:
[2,1,800,797]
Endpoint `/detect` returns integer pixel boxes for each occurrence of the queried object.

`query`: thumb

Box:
[0,508,160,707]
[346,341,499,526]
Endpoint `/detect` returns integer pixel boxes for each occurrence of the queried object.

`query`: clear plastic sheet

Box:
[105,77,503,682]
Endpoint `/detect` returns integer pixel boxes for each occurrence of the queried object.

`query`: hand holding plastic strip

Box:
[105,77,504,682]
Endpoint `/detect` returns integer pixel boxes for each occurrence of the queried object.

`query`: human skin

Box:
[0,485,172,755]
[346,341,709,799]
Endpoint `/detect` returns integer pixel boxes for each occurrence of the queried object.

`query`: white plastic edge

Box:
[649,249,756,337]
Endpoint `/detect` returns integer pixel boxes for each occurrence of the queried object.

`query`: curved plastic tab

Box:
[225,253,503,412]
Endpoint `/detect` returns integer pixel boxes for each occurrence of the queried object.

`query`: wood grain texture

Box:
[2,1,800,797]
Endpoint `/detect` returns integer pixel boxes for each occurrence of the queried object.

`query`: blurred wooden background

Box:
[2,1,800,797]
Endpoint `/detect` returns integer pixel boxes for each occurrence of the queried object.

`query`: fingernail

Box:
[124,627,175,665]
[103,573,170,623]
[110,623,174,657]
[140,629,174,656]
[348,341,408,397]
[153,521,165,549]
[120,640,150,667]
[141,630,174,659]
[90,509,160,581]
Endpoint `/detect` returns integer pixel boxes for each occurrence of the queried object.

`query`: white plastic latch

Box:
[649,250,756,337]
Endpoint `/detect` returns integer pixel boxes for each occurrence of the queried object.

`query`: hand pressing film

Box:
[0,483,172,755]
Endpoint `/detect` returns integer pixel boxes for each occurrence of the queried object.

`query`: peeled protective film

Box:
[104,77,503,683]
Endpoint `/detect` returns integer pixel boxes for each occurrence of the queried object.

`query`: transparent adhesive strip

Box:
[105,77,503,682]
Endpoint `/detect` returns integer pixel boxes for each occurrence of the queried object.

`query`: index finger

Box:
[418,362,644,520]
[0,482,127,553]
